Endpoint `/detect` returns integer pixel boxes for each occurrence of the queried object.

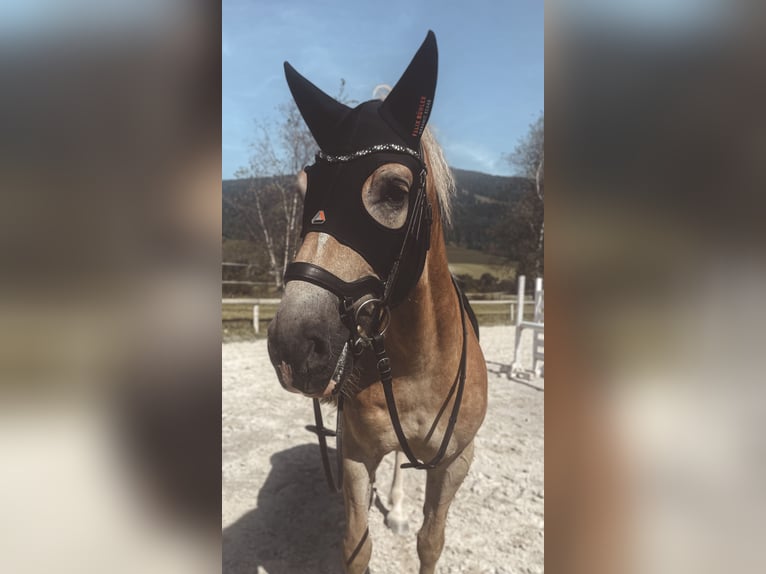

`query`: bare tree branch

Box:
[497,113,544,279]
[227,80,352,292]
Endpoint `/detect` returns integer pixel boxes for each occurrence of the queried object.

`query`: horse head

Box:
[267,31,438,397]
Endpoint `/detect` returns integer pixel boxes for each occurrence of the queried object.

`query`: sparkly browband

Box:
[316,143,422,164]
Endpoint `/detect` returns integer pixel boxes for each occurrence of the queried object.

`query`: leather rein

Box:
[283,146,469,492]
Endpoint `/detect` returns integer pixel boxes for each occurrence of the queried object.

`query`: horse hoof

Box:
[385,513,409,535]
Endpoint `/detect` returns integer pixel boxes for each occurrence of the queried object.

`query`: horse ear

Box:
[284,62,351,150]
[380,30,438,147]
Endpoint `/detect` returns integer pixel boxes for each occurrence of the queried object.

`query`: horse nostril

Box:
[278,333,330,375]
[309,336,327,358]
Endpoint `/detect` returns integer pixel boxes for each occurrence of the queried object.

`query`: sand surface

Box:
[223,326,543,573]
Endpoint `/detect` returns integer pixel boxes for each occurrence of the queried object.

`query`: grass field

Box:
[223,242,514,283]
[222,302,279,342]
[445,245,516,280]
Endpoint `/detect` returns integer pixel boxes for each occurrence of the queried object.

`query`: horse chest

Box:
[348,379,434,451]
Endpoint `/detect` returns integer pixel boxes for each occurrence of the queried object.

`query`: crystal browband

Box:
[316,143,422,164]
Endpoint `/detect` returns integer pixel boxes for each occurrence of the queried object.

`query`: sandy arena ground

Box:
[223,326,543,573]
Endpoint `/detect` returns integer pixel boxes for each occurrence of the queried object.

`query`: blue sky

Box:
[223,0,543,178]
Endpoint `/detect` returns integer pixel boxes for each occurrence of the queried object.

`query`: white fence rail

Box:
[224,278,544,377]
[222,298,523,336]
[222,298,281,334]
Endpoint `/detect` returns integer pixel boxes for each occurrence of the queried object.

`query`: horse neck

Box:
[386,206,462,371]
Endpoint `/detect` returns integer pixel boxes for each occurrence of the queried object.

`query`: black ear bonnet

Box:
[283,31,438,307]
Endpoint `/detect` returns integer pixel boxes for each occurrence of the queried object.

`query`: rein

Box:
[372,276,469,471]
[305,393,345,491]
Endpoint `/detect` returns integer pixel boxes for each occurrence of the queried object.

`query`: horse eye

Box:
[363,170,411,229]
[381,184,407,205]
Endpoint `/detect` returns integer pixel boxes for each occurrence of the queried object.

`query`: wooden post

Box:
[253,304,260,335]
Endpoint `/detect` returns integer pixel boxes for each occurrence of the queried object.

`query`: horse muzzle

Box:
[266,282,351,397]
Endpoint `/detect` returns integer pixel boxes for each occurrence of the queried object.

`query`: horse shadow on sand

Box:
[223,443,346,574]
[485,360,544,392]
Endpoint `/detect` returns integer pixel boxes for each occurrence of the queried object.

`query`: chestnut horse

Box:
[267,31,487,574]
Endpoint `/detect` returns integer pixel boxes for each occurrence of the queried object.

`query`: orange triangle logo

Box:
[311,210,326,224]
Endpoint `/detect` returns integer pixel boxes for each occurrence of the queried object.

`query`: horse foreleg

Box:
[384,450,409,534]
[417,441,474,574]
[342,456,376,574]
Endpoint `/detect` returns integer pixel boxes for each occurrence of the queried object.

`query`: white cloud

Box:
[441,139,501,174]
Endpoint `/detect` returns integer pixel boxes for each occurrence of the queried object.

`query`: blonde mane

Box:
[421,127,456,227]
[374,85,456,227]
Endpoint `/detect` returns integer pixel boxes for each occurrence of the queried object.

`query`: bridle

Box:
[283,144,469,492]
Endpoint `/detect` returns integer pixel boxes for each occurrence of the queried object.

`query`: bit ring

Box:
[354,298,390,340]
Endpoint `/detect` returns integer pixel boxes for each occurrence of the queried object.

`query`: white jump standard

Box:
[511,275,544,378]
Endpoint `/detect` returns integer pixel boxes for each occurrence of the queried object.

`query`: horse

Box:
[267,31,488,574]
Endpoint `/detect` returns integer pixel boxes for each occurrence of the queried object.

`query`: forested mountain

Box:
[447,168,532,251]
[223,168,530,254]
